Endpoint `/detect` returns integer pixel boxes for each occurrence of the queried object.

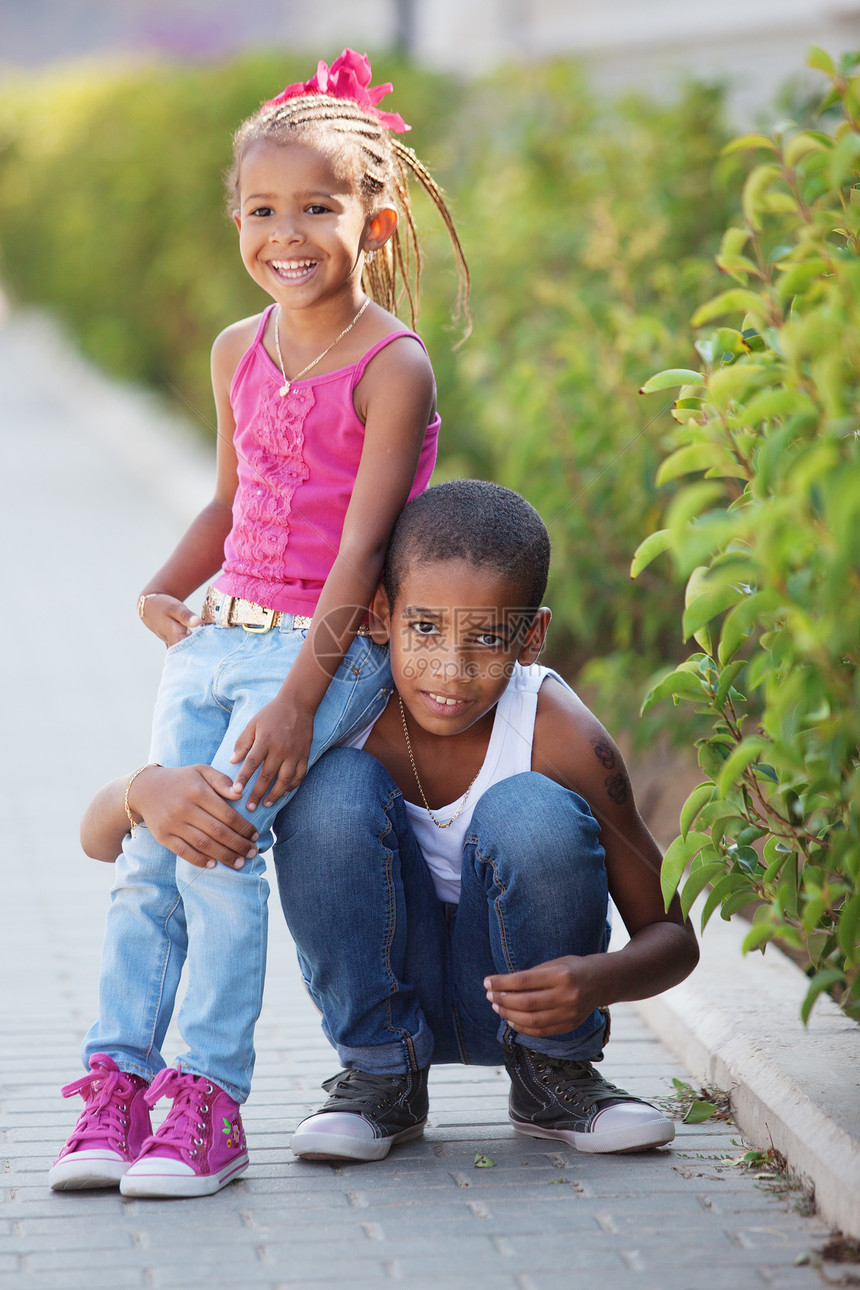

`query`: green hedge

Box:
[635,48,860,1019]
[0,52,738,733]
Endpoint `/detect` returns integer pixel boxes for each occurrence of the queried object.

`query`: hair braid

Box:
[229,89,469,337]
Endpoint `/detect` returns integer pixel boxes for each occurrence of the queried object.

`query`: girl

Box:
[49,49,468,1199]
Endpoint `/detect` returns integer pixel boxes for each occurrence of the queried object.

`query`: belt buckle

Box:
[243,606,276,634]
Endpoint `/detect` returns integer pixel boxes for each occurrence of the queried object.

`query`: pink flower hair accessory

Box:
[263,49,410,133]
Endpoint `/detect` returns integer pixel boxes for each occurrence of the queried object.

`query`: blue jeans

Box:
[84,623,391,1102]
[274,748,609,1072]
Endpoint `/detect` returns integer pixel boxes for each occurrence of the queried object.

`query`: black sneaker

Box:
[505,1047,674,1154]
[291,1067,429,1162]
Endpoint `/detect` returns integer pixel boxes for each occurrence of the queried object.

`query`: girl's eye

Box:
[411,621,438,637]
[475,633,506,648]
[306,204,331,216]
[249,206,273,218]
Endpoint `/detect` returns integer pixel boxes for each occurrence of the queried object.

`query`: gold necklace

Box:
[274,298,370,397]
[398,694,480,830]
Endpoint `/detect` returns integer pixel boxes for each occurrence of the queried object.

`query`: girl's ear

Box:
[232,211,242,233]
[365,207,398,252]
[517,608,551,666]
[367,584,392,646]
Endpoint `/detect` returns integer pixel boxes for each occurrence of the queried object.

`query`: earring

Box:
[366,249,375,265]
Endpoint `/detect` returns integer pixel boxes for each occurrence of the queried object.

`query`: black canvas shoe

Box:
[505,1047,674,1154]
[291,1067,429,1162]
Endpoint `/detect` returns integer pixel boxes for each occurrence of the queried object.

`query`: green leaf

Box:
[680,782,716,838]
[639,368,706,394]
[837,891,860,963]
[684,1100,718,1123]
[661,832,710,909]
[680,860,725,919]
[715,660,746,711]
[717,737,768,797]
[683,583,744,641]
[691,289,766,328]
[701,873,748,930]
[742,921,778,953]
[800,970,845,1025]
[741,163,784,229]
[783,132,828,168]
[807,46,837,78]
[630,528,672,578]
[721,135,777,155]
[474,1153,496,1168]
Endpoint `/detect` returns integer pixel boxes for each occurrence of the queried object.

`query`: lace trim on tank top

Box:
[227,365,312,604]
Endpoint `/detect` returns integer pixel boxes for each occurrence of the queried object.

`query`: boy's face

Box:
[373,557,550,738]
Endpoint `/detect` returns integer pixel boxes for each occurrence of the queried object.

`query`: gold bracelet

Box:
[124,763,159,837]
[137,593,164,622]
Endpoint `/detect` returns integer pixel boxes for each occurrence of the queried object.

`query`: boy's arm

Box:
[137,323,247,648]
[81,765,259,870]
[484,679,699,1037]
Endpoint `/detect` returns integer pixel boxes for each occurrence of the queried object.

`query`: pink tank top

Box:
[215,305,440,615]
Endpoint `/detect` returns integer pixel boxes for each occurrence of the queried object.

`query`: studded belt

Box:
[200,586,370,635]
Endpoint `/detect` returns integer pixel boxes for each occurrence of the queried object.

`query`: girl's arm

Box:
[81,765,259,869]
[137,324,247,647]
[231,335,436,810]
[484,680,699,1036]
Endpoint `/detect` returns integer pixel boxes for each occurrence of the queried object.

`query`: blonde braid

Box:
[230,92,470,339]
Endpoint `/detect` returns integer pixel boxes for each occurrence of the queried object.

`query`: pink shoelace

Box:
[60,1057,142,1152]
[141,1068,215,1160]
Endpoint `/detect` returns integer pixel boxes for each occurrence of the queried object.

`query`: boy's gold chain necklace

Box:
[398,694,480,829]
[274,299,370,397]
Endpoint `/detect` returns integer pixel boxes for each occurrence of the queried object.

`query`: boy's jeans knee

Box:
[453,772,609,1062]
[275,748,437,1074]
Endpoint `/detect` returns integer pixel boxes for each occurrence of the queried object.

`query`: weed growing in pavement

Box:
[656,1077,733,1124]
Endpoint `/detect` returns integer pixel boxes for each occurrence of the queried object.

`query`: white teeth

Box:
[271,259,315,271]
[429,694,461,706]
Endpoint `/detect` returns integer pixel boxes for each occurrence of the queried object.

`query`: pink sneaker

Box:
[120,1068,249,1198]
[48,1054,151,1191]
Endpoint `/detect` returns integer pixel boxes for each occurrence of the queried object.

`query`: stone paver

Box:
[0,310,833,1289]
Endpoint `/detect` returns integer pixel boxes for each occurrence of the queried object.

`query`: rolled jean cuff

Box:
[334,1015,434,1075]
[505,1009,607,1063]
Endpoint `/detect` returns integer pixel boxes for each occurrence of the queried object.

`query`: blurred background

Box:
[0,0,857,803]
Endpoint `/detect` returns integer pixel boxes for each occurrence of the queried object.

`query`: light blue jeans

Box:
[84,622,391,1102]
[275,748,609,1073]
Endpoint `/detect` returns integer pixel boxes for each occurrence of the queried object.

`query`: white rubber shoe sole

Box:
[291,1120,426,1162]
[119,1152,249,1198]
[510,1114,675,1154]
[48,1149,130,1191]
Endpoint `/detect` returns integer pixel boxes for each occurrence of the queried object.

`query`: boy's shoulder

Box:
[530,669,629,807]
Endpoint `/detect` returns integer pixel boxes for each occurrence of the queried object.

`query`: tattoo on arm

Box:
[592,739,628,804]
[604,772,628,805]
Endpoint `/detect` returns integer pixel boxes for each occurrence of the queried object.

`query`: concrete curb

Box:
[634,912,860,1239]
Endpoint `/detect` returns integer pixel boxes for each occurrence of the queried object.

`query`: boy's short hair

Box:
[384,479,551,612]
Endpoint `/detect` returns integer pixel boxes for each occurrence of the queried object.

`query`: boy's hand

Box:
[128,764,257,870]
[140,593,201,648]
[231,697,314,810]
[483,956,604,1038]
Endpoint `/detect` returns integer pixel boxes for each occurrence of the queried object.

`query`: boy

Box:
[78,480,698,1170]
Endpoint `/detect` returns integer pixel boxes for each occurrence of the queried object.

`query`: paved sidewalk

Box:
[0,310,837,1289]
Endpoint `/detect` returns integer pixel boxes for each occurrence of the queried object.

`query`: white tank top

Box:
[345,663,566,903]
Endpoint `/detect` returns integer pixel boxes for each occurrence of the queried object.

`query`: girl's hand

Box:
[231,698,314,810]
[483,956,604,1038]
[128,764,257,870]
[140,593,201,648]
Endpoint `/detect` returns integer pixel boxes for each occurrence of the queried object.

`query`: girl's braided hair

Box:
[228,72,469,335]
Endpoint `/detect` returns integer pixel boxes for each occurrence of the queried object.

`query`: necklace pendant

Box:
[279,381,291,397]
